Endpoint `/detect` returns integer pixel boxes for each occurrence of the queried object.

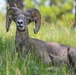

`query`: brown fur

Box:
[68,47,76,68]
[15,28,69,64]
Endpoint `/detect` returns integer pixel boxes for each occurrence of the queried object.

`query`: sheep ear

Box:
[7,3,10,9]
[6,6,12,32]
[14,4,17,7]
[6,13,12,32]
[25,8,41,34]
[6,7,20,32]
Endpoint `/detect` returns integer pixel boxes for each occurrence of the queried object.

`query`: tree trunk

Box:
[7,0,23,9]
[73,5,76,28]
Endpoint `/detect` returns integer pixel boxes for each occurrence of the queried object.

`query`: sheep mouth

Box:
[17,26,25,31]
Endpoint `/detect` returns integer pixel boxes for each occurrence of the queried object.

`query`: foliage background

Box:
[24,0,73,23]
[0,0,76,75]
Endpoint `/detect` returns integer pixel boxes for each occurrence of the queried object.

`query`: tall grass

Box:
[0,15,76,75]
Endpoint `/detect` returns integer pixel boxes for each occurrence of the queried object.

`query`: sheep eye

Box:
[24,18,29,22]
[14,16,17,19]
[26,17,32,22]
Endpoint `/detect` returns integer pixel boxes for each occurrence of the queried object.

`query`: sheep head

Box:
[6,6,41,34]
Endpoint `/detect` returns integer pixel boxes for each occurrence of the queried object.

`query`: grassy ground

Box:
[0,15,76,75]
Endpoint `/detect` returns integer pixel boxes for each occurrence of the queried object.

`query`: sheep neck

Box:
[16,29,29,44]
[15,29,35,55]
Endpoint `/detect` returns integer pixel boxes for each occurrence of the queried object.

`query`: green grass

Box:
[0,16,76,75]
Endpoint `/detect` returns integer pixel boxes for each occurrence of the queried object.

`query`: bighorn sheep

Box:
[68,47,76,69]
[6,6,70,66]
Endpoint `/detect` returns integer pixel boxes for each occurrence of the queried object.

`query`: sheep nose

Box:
[17,20,23,25]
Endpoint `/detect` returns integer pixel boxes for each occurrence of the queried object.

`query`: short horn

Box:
[26,8,41,34]
[6,7,20,32]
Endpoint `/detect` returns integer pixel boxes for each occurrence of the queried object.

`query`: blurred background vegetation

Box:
[22,0,73,23]
[0,0,74,25]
